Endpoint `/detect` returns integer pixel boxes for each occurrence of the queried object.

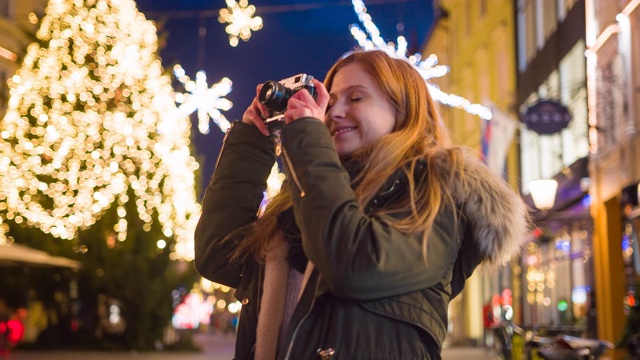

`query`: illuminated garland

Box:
[0,0,200,260]
[350,0,492,120]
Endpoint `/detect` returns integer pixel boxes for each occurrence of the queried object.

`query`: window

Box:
[542,0,558,42]
[480,0,487,17]
[522,222,594,328]
[0,0,13,19]
[520,41,588,194]
[465,0,472,38]
[517,0,528,72]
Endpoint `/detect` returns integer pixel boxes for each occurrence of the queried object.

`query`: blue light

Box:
[582,194,592,206]
[622,234,631,251]
[555,240,571,253]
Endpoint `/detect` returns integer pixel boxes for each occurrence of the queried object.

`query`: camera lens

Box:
[259,81,292,113]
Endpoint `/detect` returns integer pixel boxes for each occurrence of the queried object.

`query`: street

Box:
[4,332,498,359]
[3,332,235,360]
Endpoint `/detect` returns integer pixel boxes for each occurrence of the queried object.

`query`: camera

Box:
[259,73,316,132]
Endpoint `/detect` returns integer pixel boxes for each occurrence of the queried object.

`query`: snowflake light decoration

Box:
[350,0,492,120]
[218,0,263,47]
[173,64,233,134]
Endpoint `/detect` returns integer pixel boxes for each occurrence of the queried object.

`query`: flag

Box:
[486,105,518,174]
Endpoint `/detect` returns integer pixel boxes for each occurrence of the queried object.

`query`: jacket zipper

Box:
[284,273,321,359]
[277,139,306,198]
[212,121,235,172]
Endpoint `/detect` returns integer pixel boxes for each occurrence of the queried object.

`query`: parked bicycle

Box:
[491,321,614,360]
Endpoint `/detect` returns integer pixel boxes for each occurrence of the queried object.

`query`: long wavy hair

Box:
[234,49,464,262]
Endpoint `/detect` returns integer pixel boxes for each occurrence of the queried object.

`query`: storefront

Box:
[521,157,596,336]
[622,184,640,314]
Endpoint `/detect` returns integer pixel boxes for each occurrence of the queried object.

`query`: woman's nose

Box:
[327,102,345,120]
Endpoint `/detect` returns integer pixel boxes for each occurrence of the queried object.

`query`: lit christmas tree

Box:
[0,0,202,348]
[0,0,200,261]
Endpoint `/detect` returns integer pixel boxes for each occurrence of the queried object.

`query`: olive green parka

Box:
[194,119,530,359]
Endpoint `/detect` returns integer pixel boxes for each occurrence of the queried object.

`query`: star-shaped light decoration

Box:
[218,0,263,47]
[173,64,233,134]
[350,0,492,120]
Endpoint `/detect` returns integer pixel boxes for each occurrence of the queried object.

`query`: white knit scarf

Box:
[255,232,292,360]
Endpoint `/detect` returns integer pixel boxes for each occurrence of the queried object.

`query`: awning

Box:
[0,243,81,269]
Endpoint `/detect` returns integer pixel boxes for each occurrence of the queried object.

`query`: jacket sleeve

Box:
[450,224,482,299]
[279,119,460,300]
[194,121,276,287]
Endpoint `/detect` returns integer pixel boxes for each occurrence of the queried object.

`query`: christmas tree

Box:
[0,0,200,259]
[0,0,201,349]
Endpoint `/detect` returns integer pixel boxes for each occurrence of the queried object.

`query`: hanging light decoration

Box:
[173,64,233,134]
[218,0,263,47]
[350,0,493,120]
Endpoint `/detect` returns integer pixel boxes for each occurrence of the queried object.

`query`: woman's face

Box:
[325,63,396,156]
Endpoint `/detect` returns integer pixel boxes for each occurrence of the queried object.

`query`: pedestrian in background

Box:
[195,49,530,359]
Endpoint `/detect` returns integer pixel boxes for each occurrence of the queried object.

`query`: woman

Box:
[195,49,530,359]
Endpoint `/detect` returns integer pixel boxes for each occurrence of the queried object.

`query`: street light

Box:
[529,179,558,210]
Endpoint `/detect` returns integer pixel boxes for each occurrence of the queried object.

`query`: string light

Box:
[0,0,200,260]
[218,0,263,47]
[173,64,233,134]
[350,0,492,120]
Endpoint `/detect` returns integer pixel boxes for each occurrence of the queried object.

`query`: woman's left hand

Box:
[283,79,330,124]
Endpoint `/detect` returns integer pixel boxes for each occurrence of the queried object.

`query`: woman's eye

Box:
[350,97,362,102]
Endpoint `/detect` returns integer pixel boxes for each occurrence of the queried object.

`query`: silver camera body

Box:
[259,73,316,132]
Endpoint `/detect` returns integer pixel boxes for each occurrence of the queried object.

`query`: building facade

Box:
[585,0,640,358]
[516,1,640,358]
[423,0,520,346]
[515,0,599,339]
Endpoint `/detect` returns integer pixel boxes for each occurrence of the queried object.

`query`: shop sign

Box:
[522,100,572,135]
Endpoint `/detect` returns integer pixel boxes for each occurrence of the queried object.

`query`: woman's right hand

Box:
[242,84,271,136]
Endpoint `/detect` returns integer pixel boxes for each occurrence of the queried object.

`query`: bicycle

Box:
[492,321,614,360]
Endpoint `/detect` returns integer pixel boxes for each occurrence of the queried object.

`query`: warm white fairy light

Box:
[350,0,492,120]
[426,84,493,120]
[173,65,233,134]
[0,0,201,260]
[218,0,263,47]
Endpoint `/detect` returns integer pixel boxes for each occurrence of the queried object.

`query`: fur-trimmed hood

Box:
[446,151,532,266]
[368,149,531,267]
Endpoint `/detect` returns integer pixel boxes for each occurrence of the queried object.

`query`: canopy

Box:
[0,243,81,269]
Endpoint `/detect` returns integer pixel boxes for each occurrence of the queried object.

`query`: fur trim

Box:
[446,151,532,266]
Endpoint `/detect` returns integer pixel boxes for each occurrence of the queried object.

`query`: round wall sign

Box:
[522,100,572,135]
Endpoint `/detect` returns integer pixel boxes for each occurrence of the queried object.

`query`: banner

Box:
[486,105,518,174]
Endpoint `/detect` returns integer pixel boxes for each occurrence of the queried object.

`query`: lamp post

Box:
[529,179,558,210]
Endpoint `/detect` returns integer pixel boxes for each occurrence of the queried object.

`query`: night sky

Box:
[133,0,434,196]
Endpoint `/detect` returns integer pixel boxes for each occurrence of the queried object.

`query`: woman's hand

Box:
[283,79,330,124]
[242,84,271,136]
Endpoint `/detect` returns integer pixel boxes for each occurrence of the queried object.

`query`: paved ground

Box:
[3,332,235,360]
[4,332,498,359]
[442,346,499,359]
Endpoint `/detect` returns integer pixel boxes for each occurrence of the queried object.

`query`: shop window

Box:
[523,222,595,330]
